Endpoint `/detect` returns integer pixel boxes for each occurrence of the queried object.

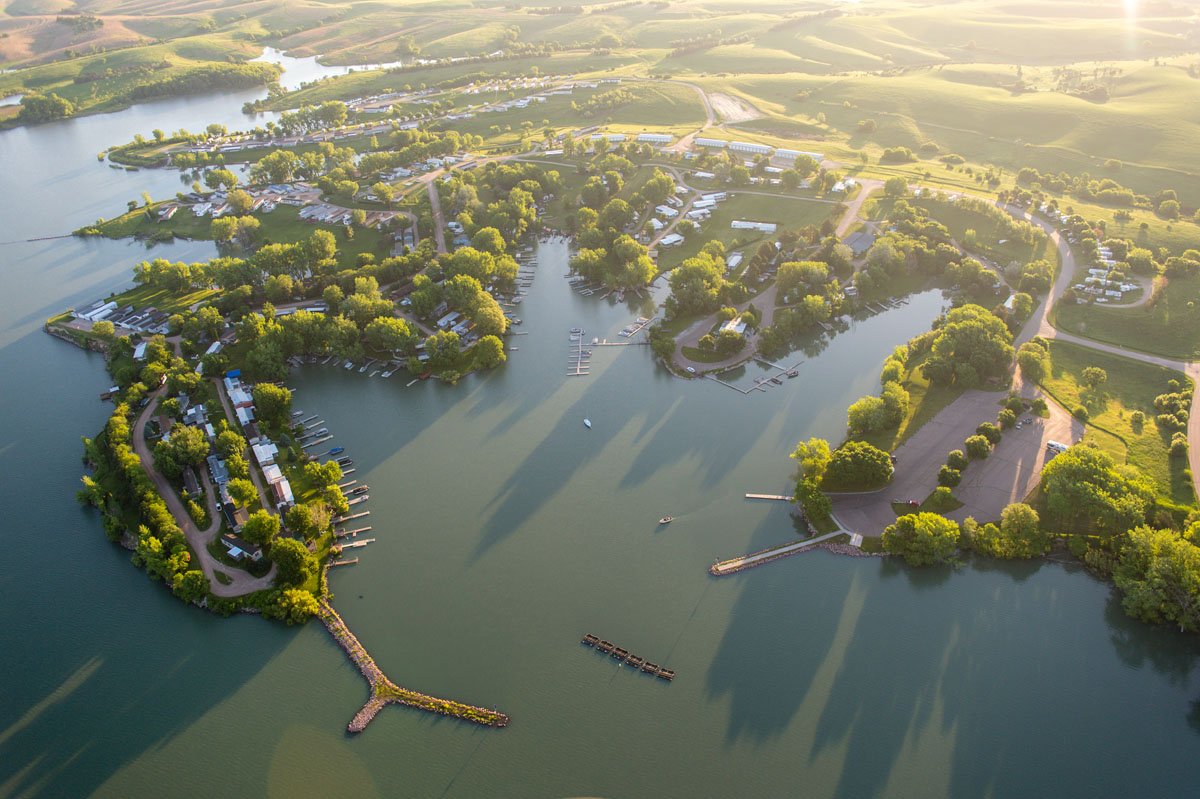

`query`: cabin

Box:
[220,532,262,562]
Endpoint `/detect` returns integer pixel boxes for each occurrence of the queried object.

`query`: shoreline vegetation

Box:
[27,1,1200,735]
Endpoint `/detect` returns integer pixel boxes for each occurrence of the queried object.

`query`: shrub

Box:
[928,486,958,510]
[946,449,969,471]
[965,434,991,459]
[998,409,1017,429]
[1005,396,1025,414]
[1171,432,1189,457]
[976,422,1002,444]
[1073,405,1089,422]
[938,465,962,487]
[1031,398,1048,414]
[1130,410,1145,429]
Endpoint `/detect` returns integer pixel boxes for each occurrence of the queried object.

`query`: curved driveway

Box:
[133,386,277,597]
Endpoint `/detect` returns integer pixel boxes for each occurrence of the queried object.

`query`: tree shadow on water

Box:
[0,601,290,798]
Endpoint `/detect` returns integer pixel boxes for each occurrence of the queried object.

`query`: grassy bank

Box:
[1040,339,1195,505]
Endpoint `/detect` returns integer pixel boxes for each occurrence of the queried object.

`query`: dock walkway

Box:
[710,530,845,576]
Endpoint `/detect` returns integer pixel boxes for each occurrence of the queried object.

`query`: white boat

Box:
[583,418,592,429]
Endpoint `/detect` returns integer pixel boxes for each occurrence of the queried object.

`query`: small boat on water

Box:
[584,418,592,429]
[291,411,303,418]
[658,517,674,525]
[329,446,344,455]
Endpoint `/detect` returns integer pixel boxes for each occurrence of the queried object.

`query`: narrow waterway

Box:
[1,71,1199,799]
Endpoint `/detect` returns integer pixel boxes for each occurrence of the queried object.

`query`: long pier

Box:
[710,530,845,576]
[332,510,370,524]
[316,600,508,732]
[745,493,794,501]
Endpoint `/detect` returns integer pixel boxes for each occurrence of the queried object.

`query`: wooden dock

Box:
[329,558,358,567]
[567,327,590,377]
[579,633,674,682]
[316,600,508,733]
[332,510,370,524]
[710,530,846,576]
[302,435,332,449]
[745,493,794,501]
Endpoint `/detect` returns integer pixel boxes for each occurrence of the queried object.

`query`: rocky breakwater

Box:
[316,599,509,733]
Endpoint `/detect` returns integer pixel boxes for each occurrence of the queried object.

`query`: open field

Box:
[1039,339,1195,504]
[654,192,835,272]
[1054,273,1200,360]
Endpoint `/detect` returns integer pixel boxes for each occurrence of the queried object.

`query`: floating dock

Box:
[579,634,674,681]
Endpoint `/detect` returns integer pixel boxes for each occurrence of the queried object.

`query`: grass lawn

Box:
[91,203,389,269]
[857,351,966,453]
[1054,273,1200,360]
[656,193,834,273]
[1040,339,1195,505]
[104,284,219,316]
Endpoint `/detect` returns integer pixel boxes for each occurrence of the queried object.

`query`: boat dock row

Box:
[567,327,590,377]
[580,634,674,681]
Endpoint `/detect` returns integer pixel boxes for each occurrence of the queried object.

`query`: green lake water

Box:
[1,78,1199,799]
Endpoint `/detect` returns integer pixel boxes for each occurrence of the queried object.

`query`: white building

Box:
[637,133,674,145]
[729,141,772,156]
[694,138,729,149]
[659,233,685,247]
[774,149,824,163]
[655,205,678,218]
[731,220,777,233]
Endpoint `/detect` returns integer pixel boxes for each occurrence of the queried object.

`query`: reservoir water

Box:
[1,75,1199,798]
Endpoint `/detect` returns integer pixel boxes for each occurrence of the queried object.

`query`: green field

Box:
[88,203,388,268]
[1054,273,1200,360]
[656,192,835,272]
[1039,339,1195,504]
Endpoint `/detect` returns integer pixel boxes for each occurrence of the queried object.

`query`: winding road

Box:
[132,385,277,597]
[834,199,1200,535]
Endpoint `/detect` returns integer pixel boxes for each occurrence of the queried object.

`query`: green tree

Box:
[790,438,832,484]
[226,477,258,508]
[471,226,507,255]
[964,434,991,460]
[1041,446,1154,536]
[882,513,960,566]
[1017,341,1050,383]
[1114,527,1200,632]
[883,176,908,197]
[1082,366,1108,390]
[252,383,293,430]
[265,588,320,624]
[271,537,316,586]
[215,430,246,459]
[474,335,506,369]
[171,570,210,603]
[938,466,962,487]
[240,509,280,547]
[824,441,893,489]
[1009,292,1034,322]
[169,424,209,467]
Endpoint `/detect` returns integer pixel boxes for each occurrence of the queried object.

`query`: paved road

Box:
[833,198,1200,534]
[132,387,277,597]
[835,178,882,238]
